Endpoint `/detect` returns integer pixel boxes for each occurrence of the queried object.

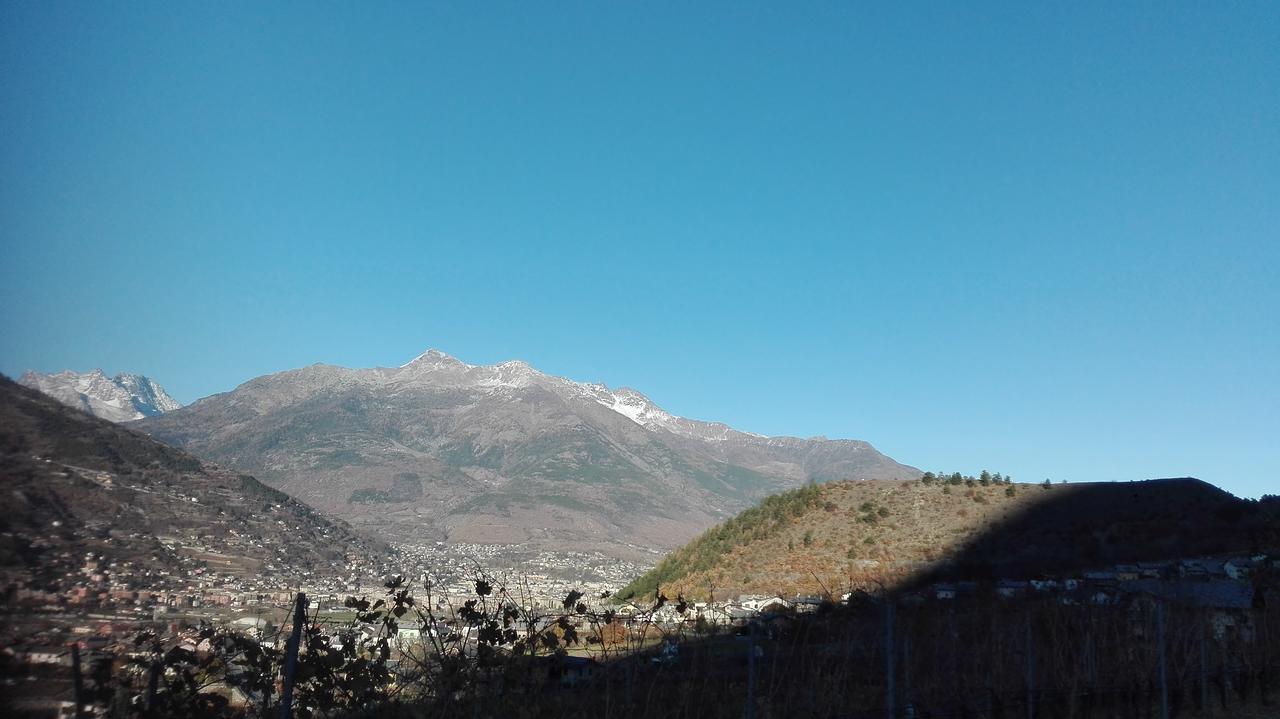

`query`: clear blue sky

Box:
[2,3,1276,498]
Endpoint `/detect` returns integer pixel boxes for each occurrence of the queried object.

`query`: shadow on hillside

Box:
[38,475,1279,719]
[505,478,1280,718]
[895,477,1277,592]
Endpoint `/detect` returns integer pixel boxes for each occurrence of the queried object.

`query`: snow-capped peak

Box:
[570,383,687,431]
[597,388,664,425]
[478,360,541,388]
[18,369,182,423]
[400,348,472,369]
[389,347,763,442]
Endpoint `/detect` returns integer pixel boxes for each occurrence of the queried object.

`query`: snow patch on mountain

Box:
[18,369,182,423]
[592,388,674,428]
[478,360,540,388]
[400,349,474,370]
[386,348,774,443]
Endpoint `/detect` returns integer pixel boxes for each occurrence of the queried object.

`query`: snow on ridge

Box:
[393,348,768,441]
[585,385,699,433]
[400,349,474,369]
[18,369,182,422]
[600,392,653,425]
[475,360,540,388]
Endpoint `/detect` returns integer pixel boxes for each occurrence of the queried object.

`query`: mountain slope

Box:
[133,349,919,558]
[619,476,1279,601]
[0,375,382,586]
[19,369,181,422]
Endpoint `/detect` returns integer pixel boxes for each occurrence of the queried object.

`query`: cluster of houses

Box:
[2,548,389,616]
[923,554,1269,609]
[6,542,1276,707]
[0,542,647,681]
[391,541,650,610]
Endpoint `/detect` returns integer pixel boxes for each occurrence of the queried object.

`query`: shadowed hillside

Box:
[908,476,1277,588]
[619,475,1279,601]
[0,376,384,583]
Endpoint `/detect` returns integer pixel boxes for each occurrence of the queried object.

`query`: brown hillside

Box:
[619,476,1278,601]
[0,375,384,585]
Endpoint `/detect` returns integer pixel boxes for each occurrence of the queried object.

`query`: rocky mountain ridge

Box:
[19,368,181,422]
[135,349,920,559]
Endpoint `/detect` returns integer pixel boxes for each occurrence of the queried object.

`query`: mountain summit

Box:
[135,349,919,558]
[19,369,181,422]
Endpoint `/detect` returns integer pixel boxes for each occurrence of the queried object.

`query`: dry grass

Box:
[623,477,1274,601]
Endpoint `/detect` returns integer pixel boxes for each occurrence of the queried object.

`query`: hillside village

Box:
[7,543,1276,718]
[9,546,1274,655]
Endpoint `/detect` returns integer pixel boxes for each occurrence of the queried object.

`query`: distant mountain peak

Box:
[390,349,762,437]
[136,348,919,557]
[18,369,181,423]
[400,348,471,369]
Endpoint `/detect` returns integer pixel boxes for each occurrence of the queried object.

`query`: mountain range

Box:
[19,369,181,422]
[0,376,381,584]
[133,349,920,559]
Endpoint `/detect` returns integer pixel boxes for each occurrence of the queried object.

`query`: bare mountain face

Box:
[0,377,382,585]
[134,350,919,559]
[19,368,182,422]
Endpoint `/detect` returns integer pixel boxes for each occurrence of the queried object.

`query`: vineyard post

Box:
[1199,621,1208,711]
[1025,613,1035,719]
[144,660,159,711]
[1263,603,1273,706]
[1084,629,1096,714]
[1157,601,1169,719]
[279,592,308,719]
[885,599,895,719]
[745,621,757,719]
[626,656,635,707]
[70,643,84,719]
[902,634,913,718]
[949,608,959,704]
